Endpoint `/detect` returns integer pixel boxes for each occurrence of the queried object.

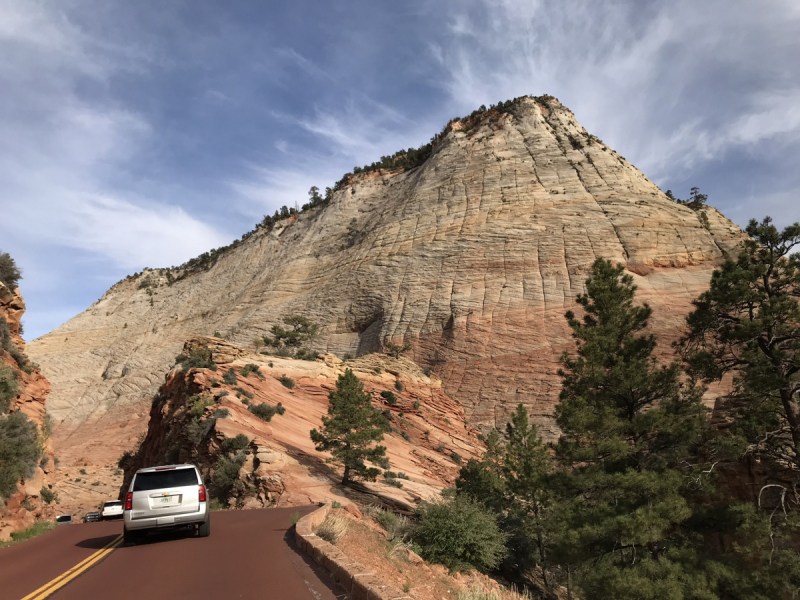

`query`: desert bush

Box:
[189,395,215,418]
[413,401,420,410]
[449,452,462,464]
[209,498,226,512]
[79,468,87,475]
[213,408,230,419]
[315,513,349,544]
[384,470,397,479]
[386,479,403,488]
[380,390,397,405]
[222,368,237,385]
[117,450,134,468]
[221,434,250,454]
[175,347,217,372]
[0,365,18,412]
[40,486,57,504]
[0,411,42,500]
[397,472,409,480]
[457,587,533,600]
[39,456,49,469]
[0,252,22,290]
[414,495,506,572]
[2,521,55,547]
[331,500,343,508]
[376,510,412,541]
[212,454,246,492]
[0,318,29,371]
[186,416,215,446]
[248,402,284,422]
[395,380,405,392]
[241,363,262,378]
[278,374,295,389]
[233,387,253,399]
[290,511,301,526]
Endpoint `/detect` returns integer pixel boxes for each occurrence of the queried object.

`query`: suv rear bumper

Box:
[124,503,208,532]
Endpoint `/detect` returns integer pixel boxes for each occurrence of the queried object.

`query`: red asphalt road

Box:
[0,506,346,600]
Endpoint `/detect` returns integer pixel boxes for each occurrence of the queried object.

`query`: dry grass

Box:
[315,513,349,544]
[457,585,534,600]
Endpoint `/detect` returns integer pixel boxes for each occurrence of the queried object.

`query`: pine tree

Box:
[456,405,560,590]
[554,258,713,599]
[310,369,390,484]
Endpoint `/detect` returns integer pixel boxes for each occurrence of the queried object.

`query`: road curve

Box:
[0,506,346,600]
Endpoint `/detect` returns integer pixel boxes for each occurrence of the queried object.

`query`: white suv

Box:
[123,464,209,545]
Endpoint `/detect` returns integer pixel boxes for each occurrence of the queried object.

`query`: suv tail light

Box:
[198,485,206,502]
[125,492,132,511]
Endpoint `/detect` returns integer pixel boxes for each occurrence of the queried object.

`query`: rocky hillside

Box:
[29,95,745,465]
[121,337,484,510]
[0,279,56,541]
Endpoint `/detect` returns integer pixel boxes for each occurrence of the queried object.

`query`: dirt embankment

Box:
[121,337,486,511]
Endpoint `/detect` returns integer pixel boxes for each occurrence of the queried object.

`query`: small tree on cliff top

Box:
[310,368,390,484]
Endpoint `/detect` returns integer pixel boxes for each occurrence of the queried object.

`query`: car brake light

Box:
[125,492,132,511]
[198,485,206,502]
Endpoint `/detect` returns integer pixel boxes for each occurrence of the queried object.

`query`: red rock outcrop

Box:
[0,282,56,541]
[122,338,485,511]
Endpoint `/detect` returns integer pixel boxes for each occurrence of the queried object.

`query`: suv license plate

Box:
[158,495,178,506]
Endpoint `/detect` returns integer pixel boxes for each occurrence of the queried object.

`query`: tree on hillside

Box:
[554,258,714,598]
[680,217,800,477]
[456,404,560,591]
[310,368,390,484]
[0,251,22,290]
[383,341,411,359]
[262,315,319,355]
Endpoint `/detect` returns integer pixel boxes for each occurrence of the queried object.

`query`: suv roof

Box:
[134,464,197,474]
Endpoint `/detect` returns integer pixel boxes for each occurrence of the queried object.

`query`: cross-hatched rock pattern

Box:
[29,96,744,458]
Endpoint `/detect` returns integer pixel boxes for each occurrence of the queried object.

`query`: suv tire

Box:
[198,517,210,538]
[123,529,139,546]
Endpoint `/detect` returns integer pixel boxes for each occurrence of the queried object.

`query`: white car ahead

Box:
[99,500,123,520]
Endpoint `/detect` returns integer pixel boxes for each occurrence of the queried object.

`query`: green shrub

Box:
[2,521,55,548]
[213,408,230,419]
[212,454,246,492]
[375,510,412,541]
[386,478,403,488]
[91,481,100,487]
[241,363,262,378]
[278,375,295,389]
[415,495,506,572]
[79,468,87,475]
[189,395,215,418]
[0,365,18,411]
[413,401,420,410]
[331,500,343,509]
[222,369,237,385]
[0,252,22,290]
[395,380,405,392]
[290,511,301,526]
[397,472,409,480]
[233,387,253,399]
[449,452,462,464]
[221,434,250,454]
[248,402,284,421]
[39,456,49,469]
[380,390,397,405]
[186,416,215,446]
[0,318,29,371]
[209,498,226,512]
[117,450,134,468]
[39,486,56,505]
[0,411,42,499]
[175,347,217,372]
[376,509,398,530]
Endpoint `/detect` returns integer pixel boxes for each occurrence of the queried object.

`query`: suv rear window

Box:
[133,469,199,492]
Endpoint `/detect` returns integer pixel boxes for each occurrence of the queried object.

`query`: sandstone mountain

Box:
[28,95,745,466]
[0,281,56,540]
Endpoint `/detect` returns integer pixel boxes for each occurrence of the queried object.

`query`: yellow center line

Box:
[20,534,123,600]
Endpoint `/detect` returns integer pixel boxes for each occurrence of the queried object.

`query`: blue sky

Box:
[1,0,799,340]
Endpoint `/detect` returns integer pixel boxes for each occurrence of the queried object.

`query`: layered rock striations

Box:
[29,96,745,463]
[0,281,56,540]
[122,337,483,510]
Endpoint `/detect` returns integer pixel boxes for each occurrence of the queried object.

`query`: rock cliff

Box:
[28,96,745,465]
[122,337,484,511]
[0,281,56,541]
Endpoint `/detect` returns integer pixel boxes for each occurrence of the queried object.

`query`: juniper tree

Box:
[554,258,713,599]
[310,369,390,484]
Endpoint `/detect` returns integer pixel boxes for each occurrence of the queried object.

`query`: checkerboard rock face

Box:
[29,96,745,462]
